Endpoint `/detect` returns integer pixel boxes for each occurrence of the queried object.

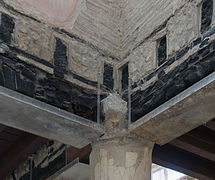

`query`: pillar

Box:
[90,136,154,180]
[90,94,154,180]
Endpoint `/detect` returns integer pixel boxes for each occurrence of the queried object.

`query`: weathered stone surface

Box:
[2,0,192,58]
[167,3,198,56]
[129,72,215,145]
[121,0,190,57]
[13,19,52,63]
[130,38,215,122]
[0,10,104,89]
[0,52,99,121]
[101,93,128,136]
[3,0,122,58]
[90,137,154,180]
[102,93,127,123]
[127,41,156,83]
[68,39,101,82]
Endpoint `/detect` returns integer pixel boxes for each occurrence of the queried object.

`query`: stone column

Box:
[90,94,154,180]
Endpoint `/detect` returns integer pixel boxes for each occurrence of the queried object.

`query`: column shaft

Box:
[90,137,154,180]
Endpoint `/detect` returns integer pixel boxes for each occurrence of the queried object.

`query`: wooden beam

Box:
[153,144,215,180]
[0,133,47,179]
[0,124,5,132]
[170,136,215,161]
[187,126,215,146]
[205,119,215,131]
[66,144,91,164]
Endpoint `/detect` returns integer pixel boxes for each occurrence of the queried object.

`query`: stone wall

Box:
[2,0,198,59]
[128,41,157,83]
[0,1,117,89]
[2,0,123,59]
[167,2,199,57]
[121,0,185,57]
[126,0,215,122]
[2,0,215,124]
[0,2,119,121]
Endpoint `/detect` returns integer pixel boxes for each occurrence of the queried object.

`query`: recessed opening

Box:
[157,36,167,66]
[201,0,213,33]
[121,64,129,92]
[54,38,68,78]
[103,63,114,90]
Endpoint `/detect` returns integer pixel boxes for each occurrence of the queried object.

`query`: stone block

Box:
[128,41,156,83]
[13,20,52,62]
[167,3,199,56]
[102,93,127,123]
[68,39,101,82]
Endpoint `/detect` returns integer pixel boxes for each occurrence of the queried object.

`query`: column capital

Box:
[101,93,128,135]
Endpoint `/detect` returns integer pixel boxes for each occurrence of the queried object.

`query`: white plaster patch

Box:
[128,41,157,82]
[100,149,108,157]
[167,2,199,56]
[126,152,138,168]
[94,163,101,180]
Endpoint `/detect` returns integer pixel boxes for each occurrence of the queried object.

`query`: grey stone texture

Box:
[1,0,215,126]
[90,137,154,180]
[167,2,199,57]
[2,0,197,59]
[1,1,215,179]
[13,19,52,63]
[101,93,127,135]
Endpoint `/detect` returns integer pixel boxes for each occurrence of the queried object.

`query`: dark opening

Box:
[157,36,167,66]
[103,63,114,90]
[201,0,213,33]
[54,38,68,78]
[121,65,129,91]
[0,13,15,44]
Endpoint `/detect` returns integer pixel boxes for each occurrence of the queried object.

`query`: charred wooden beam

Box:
[153,144,215,180]
[0,124,5,132]
[66,144,92,164]
[170,134,215,161]
[205,119,215,131]
[0,133,47,179]
[186,126,215,146]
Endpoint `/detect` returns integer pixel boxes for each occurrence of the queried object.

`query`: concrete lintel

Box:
[48,159,90,180]
[129,72,215,145]
[0,86,104,148]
